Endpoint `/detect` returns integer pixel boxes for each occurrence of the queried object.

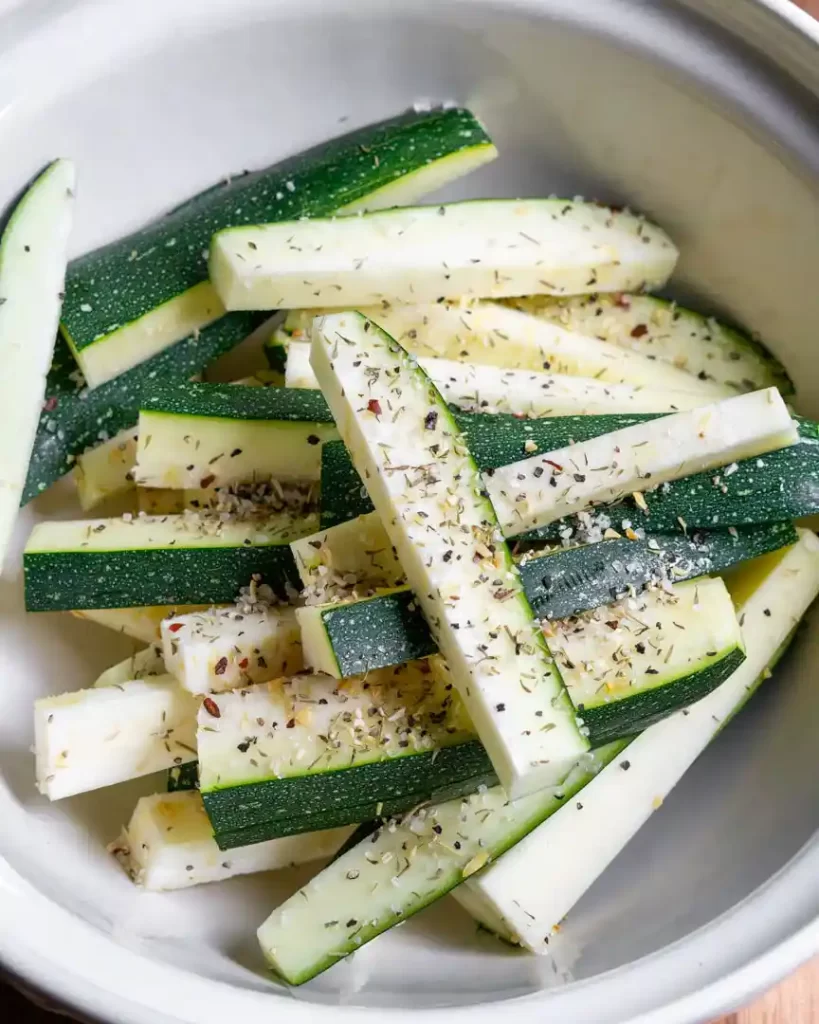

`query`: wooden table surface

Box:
[4,0,819,1021]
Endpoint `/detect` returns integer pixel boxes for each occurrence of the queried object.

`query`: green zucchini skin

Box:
[320,589,437,675]
[61,109,493,357]
[203,740,497,849]
[520,522,798,618]
[140,381,334,422]
[307,523,796,677]
[576,646,747,746]
[321,414,819,535]
[24,543,301,611]
[23,313,264,503]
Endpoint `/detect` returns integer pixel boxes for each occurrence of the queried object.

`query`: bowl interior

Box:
[1,0,819,1017]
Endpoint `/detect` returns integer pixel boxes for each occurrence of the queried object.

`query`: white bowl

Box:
[2,1,819,1021]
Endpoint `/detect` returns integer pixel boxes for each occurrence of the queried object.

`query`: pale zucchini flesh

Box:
[0,159,74,568]
[485,388,798,536]
[24,510,315,610]
[256,742,624,984]
[62,108,496,389]
[72,604,213,644]
[34,676,198,800]
[93,644,166,687]
[512,293,793,396]
[74,426,139,510]
[211,200,678,312]
[455,530,819,950]
[162,606,303,694]
[283,338,711,416]
[111,790,351,891]
[311,311,589,799]
[276,301,727,397]
[291,511,403,590]
[134,383,338,489]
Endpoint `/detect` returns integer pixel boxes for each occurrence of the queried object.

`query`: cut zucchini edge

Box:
[62,107,496,389]
[280,338,716,416]
[510,293,794,396]
[255,738,627,985]
[319,416,819,539]
[210,199,679,312]
[454,530,819,950]
[311,310,589,800]
[112,790,352,891]
[0,158,75,569]
[484,387,800,536]
[24,512,316,611]
[255,531,818,983]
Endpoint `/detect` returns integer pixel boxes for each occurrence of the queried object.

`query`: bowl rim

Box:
[1,0,818,1021]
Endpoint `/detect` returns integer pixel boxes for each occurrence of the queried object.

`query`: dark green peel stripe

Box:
[61,109,492,352]
[520,522,798,618]
[141,381,334,422]
[309,523,796,676]
[202,739,495,848]
[212,769,500,850]
[24,544,301,611]
[23,313,264,503]
[324,590,438,675]
[321,415,819,535]
[577,646,747,746]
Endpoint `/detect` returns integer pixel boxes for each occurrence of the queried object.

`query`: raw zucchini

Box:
[161,605,303,694]
[296,522,795,678]
[283,339,711,416]
[546,576,744,745]
[61,108,496,389]
[24,312,265,503]
[320,415,819,535]
[111,790,351,891]
[512,293,794,395]
[313,310,595,798]
[34,676,197,799]
[274,301,727,396]
[93,643,165,687]
[291,512,404,590]
[24,510,315,611]
[72,604,212,643]
[211,199,678,311]
[484,388,798,536]
[74,426,139,510]
[256,741,625,985]
[454,529,819,949]
[134,383,338,489]
[301,575,745,745]
[0,159,74,565]
[197,663,490,848]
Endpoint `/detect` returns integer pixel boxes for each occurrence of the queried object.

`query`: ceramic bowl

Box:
[2,1,819,1021]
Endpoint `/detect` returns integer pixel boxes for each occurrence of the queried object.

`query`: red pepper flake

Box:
[200,474,216,488]
[43,396,58,412]
[613,293,631,309]
[214,657,228,676]
[239,658,249,669]
[168,622,184,633]
[286,718,296,729]
[203,697,221,718]
[367,399,382,416]
[543,459,563,472]
[630,323,649,338]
